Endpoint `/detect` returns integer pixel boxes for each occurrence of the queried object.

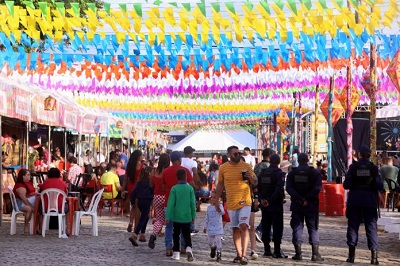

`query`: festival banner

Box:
[80,114,97,134]
[62,106,79,131]
[31,96,59,126]
[14,88,30,121]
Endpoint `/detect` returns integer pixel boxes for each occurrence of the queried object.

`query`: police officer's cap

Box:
[270,154,280,165]
[262,148,274,157]
[358,145,371,155]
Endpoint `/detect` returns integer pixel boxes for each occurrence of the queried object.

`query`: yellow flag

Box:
[145,18,153,31]
[254,19,266,39]
[225,31,232,41]
[212,23,220,44]
[134,18,142,33]
[178,32,186,43]
[151,7,160,18]
[158,32,165,44]
[335,15,344,29]
[148,31,156,46]
[267,29,275,40]
[280,30,287,43]
[235,23,243,42]
[54,30,63,42]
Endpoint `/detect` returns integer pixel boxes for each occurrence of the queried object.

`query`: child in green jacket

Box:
[166,169,196,261]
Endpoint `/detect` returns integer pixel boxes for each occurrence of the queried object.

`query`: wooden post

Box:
[327,77,335,182]
[313,84,319,167]
[370,41,377,164]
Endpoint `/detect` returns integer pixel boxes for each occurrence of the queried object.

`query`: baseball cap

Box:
[183,146,195,154]
[358,145,371,155]
[170,151,182,162]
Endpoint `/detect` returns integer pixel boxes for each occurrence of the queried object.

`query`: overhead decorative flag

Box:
[387,48,400,93]
[276,108,290,134]
[320,91,345,127]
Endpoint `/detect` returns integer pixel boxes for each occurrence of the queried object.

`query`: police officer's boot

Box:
[346,247,355,263]
[292,244,302,261]
[263,244,273,257]
[272,243,288,259]
[371,249,379,265]
[311,244,324,262]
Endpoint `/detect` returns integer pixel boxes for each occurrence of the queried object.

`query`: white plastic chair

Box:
[74,188,104,236]
[40,188,67,238]
[8,187,34,235]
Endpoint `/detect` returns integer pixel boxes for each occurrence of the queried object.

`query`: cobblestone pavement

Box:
[1,201,399,266]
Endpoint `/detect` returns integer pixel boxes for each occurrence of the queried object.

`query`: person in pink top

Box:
[123,150,144,233]
[147,153,171,249]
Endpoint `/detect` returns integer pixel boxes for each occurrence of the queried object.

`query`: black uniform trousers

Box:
[261,208,283,246]
[346,206,379,250]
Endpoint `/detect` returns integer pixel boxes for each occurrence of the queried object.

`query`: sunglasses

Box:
[232,152,241,157]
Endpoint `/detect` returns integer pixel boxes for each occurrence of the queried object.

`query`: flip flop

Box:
[240,257,248,265]
[233,256,241,263]
[129,237,138,247]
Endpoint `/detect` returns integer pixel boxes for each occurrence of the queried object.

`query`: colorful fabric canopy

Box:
[0,0,398,130]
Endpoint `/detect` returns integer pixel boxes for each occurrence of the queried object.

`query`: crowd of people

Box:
[11,142,393,265]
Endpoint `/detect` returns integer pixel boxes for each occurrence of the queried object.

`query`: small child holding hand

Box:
[203,190,224,262]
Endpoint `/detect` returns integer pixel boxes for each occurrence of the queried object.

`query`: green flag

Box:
[211,2,220,12]
[87,3,96,12]
[196,2,206,16]
[23,1,35,10]
[182,3,191,12]
[318,0,327,10]
[287,0,297,14]
[153,0,162,6]
[133,3,142,17]
[349,0,359,7]
[260,0,270,14]
[334,0,343,8]
[168,2,178,7]
[55,2,65,15]
[225,2,235,14]
[5,1,14,17]
[70,2,80,16]
[300,0,312,10]
[118,3,127,13]
[103,2,110,15]
[38,2,48,19]
[244,1,253,11]
[273,0,284,10]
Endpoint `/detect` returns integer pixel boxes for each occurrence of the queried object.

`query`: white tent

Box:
[377,103,400,119]
[169,129,257,152]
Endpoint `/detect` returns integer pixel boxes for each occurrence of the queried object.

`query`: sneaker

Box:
[250,251,258,260]
[255,230,262,243]
[221,236,225,241]
[172,251,180,260]
[186,247,194,261]
[210,246,217,258]
[148,234,156,249]
[190,229,199,236]
[216,251,222,262]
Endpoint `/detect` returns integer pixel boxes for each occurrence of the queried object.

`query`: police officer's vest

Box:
[292,167,315,196]
[258,168,279,198]
[352,162,374,190]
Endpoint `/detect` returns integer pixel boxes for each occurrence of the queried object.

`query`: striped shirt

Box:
[218,161,255,210]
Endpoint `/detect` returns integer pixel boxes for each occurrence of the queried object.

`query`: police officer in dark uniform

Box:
[343,145,383,265]
[257,154,287,258]
[286,153,323,262]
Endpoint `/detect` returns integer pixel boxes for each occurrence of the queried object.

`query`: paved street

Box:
[1,201,399,266]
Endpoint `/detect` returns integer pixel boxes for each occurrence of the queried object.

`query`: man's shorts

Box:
[228,205,251,228]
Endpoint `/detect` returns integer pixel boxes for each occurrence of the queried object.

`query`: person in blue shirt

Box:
[343,145,383,265]
[116,149,128,170]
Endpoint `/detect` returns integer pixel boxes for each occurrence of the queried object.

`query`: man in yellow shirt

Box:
[215,145,257,265]
[100,163,122,200]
